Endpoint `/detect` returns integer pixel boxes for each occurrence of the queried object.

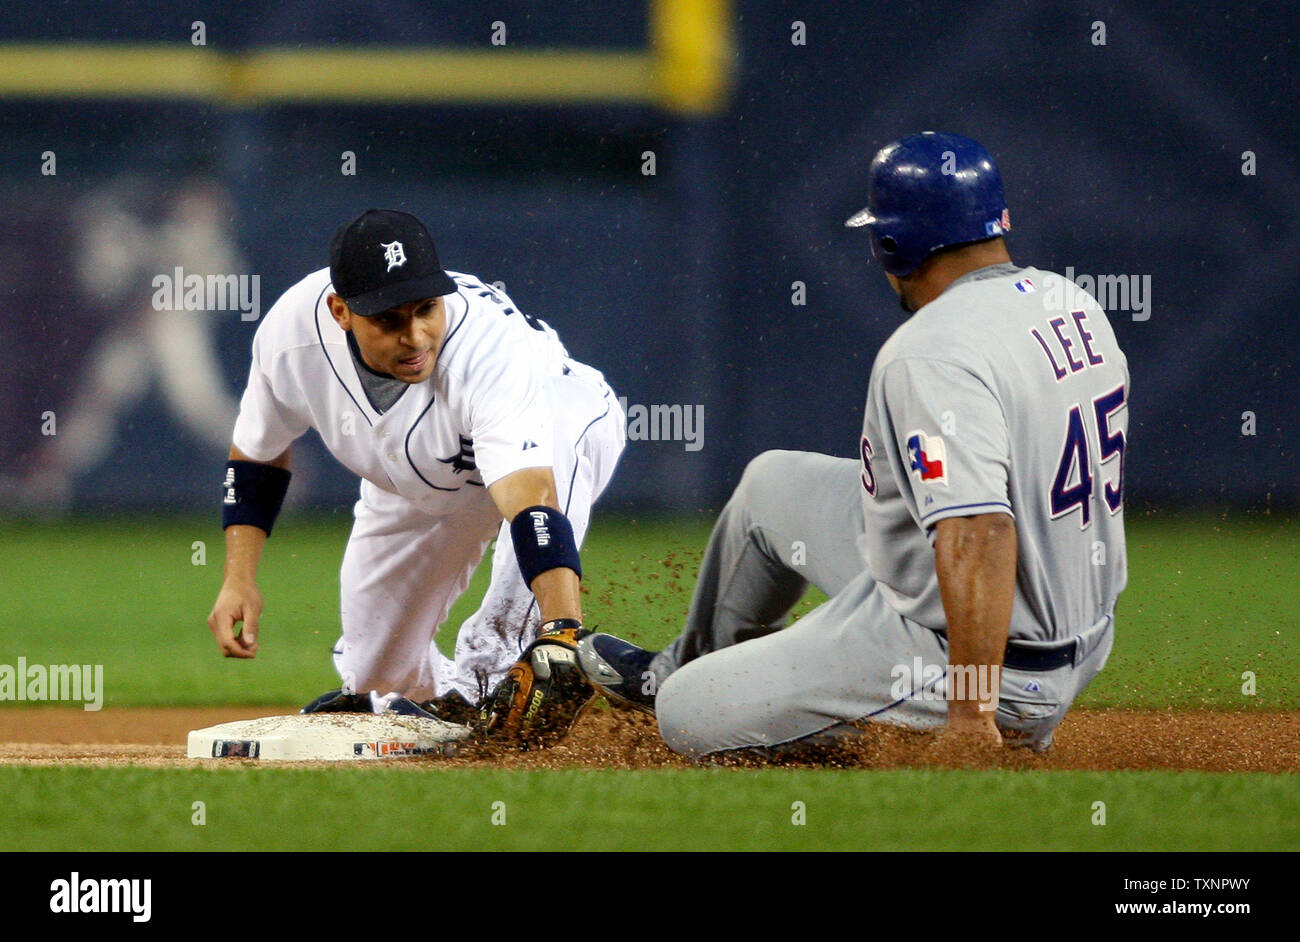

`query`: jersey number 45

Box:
[1050,384,1126,528]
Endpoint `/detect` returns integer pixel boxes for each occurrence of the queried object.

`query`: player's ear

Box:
[326,293,354,331]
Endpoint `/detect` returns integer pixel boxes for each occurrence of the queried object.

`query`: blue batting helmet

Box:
[845,131,1009,277]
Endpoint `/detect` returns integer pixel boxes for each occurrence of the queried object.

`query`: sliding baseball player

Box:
[579,132,1128,759]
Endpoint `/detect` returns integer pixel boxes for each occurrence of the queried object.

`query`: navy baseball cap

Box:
[329,209,457,316]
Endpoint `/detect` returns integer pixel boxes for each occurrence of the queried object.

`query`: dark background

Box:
[1,0,1295,515]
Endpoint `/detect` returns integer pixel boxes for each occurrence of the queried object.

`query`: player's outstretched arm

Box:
[207,445,291,658]
[933,512,1018,746]
[487,466,582,624]
[478,466,592,744]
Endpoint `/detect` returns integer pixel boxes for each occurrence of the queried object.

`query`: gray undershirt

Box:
[949,261,1022,287]
[346,330,408,414]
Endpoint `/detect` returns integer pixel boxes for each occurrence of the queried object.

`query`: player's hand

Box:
[207,578,263,658]
[938,713,1004,747]
[928,713,1004,765]
[479,622,594,747]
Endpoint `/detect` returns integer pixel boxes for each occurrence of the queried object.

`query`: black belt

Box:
[1002,639,1076,672]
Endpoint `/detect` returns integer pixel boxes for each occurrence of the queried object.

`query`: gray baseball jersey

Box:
[858,263,1129,642]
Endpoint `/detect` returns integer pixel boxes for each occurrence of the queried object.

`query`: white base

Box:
[187,713,472,761]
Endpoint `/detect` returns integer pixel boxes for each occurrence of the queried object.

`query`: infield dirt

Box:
[0,705,1296,773]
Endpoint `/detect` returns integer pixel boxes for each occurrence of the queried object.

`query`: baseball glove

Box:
[479,621,594,748]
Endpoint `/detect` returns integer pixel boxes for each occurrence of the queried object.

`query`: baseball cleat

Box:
[575,633,659,714]
[302,689,480,725]
[383,695,439,720]
[299,689,372,714]
[414,690,480,726]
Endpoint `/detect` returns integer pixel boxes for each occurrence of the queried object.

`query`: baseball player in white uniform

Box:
[207,209,624,739]
[577,132,1129,758]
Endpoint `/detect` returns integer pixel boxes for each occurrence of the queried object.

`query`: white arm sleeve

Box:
[231,332,311,461]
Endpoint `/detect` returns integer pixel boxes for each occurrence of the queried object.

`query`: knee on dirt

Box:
[655,664,784,759]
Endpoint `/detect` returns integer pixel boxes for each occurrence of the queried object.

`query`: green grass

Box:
[1,766,1294,851]
[0,510,1294,709]
[1082,511,1299,709]
[0,513,715,706]
[0,510,1295,853]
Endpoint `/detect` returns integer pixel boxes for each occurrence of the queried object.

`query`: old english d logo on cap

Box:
[381,240,407,271]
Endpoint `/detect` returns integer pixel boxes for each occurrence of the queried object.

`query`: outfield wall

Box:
[1,1,1294,514]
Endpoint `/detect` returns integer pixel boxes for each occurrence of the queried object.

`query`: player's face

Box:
[349,296,447,383]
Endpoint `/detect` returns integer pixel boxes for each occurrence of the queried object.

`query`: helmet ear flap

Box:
[870,224,920,277]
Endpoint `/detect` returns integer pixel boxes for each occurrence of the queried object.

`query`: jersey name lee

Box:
[1030,310,1107,381]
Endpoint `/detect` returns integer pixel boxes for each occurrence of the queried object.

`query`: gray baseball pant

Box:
[651,450,1114,758]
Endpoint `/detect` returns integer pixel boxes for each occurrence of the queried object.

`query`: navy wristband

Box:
[221,460,292,536]
[510,505,582,586]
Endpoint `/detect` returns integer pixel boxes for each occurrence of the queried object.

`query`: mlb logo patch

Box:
[984,208,1012,237]
[1014,277,1036,293]
[906,431,947,486]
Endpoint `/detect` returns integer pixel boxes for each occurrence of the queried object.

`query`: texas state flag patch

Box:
[907,431,948,486]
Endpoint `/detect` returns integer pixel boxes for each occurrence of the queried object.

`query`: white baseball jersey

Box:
[858,263,1129,643]
[233,267,597,516]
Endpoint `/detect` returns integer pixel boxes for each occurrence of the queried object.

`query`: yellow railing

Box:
[0,0,731,113]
